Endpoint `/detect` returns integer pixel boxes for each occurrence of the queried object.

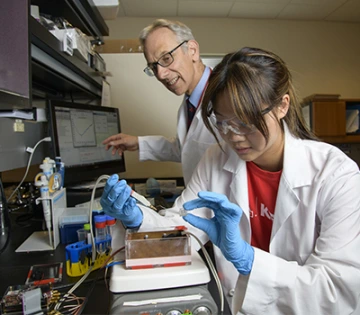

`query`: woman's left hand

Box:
[183,191,254,275]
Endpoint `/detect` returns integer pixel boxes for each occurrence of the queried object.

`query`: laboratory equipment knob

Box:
[193,306,212,315]
[165,310,182,315]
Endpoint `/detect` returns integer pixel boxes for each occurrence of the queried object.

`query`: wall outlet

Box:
[13,119,25,132]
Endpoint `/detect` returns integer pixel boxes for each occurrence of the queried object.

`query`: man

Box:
[102,19,218,185]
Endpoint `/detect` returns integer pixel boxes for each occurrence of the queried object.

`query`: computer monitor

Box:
[47,100,126,187]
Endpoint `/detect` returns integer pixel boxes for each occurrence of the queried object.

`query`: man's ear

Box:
[187,40,200,62]
[277,94,290,119]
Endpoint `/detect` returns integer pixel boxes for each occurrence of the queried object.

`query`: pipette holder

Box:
[16,188,67,252]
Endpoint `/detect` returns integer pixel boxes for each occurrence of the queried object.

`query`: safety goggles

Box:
[209,107,272,136]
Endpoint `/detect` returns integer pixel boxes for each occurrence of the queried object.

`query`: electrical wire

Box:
[54,292,85,315]
[182,230,225,314]
[101,246,125,290]
[6,137,52,204]
[89,174,110,261]
[53,265,94,312]
[54,174,111,313]
[69,247,126,315]
[0,176,11,254]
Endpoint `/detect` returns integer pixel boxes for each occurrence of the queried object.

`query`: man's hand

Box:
[102,133,139,156]
[183,191,254,275]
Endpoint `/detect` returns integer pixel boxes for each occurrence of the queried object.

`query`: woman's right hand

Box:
[100,174,143,228]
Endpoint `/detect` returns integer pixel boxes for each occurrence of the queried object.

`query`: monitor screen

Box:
[47,100,126,187]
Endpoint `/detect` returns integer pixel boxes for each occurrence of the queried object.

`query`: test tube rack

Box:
[65,236,112,277]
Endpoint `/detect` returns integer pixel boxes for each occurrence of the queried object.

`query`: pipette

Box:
[131,190,158,211]
[35,175,53,248]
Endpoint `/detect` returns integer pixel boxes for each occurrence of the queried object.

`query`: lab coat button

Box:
[228,289,235,297]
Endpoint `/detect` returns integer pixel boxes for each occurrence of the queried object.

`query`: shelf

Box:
[31,0,109,39]
[321,135,360,144]
[30,16,103,99]
[0,1,106,110]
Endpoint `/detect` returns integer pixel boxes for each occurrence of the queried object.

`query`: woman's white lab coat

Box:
[114,124,360,314]
[138,95,218,185]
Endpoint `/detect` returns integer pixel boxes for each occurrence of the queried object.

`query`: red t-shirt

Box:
[247,161,282,252]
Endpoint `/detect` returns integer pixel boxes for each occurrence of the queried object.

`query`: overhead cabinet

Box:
[0,0,108,110]
[302,94,360,143]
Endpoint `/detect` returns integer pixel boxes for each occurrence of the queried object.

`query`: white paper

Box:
[101,80,111,107]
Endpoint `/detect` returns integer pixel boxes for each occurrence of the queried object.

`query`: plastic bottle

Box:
[55,157,65,188]
[39,157,56,179]
[94,215,107,254]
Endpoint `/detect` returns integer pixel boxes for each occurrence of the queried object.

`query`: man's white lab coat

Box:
[138,95,218,185]
[114,123,360,314]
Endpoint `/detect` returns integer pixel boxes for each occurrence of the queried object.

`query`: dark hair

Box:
[201,47,317,144]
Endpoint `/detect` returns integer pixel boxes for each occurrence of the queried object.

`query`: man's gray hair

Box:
[139,19,195,48]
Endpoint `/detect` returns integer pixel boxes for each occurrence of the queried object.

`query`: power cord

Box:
[53,174,110,313]
[183,230,225,314]
[89,174,110,262]
[6,137,52,204]
[0,176,11,254]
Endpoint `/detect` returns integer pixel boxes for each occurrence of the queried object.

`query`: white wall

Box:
[103,53,183,179]
[103,17,360,179]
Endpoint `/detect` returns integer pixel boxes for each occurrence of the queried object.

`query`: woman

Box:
[101,47,360,314]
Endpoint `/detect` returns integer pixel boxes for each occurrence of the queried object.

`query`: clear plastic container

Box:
[125,227,191,269]
[94,215,107,254]
[59,207,89,227]
[106,215,116,237]
[77,228,88,242]
[94,215,107,240]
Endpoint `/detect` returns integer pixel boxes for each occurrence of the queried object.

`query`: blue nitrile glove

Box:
[183,191,254,275]
[100,174,143,228]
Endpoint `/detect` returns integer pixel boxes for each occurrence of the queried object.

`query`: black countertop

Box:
[0,212,109,315]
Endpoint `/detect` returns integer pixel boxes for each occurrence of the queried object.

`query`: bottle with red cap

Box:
[106,215,116,237]
[94,215,107,254]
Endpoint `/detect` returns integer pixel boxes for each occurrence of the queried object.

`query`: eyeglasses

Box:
[143,41,188,77]
[209,107,272,136]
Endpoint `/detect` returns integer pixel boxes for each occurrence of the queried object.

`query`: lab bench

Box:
[0,211,230,315]
[0,214,109,315]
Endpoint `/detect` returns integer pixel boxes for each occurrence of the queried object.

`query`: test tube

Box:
[83,223,92,244]
[94,215,107,254]
[77,228,87,242]
[106,215,116,237]
[106,215,116,249]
